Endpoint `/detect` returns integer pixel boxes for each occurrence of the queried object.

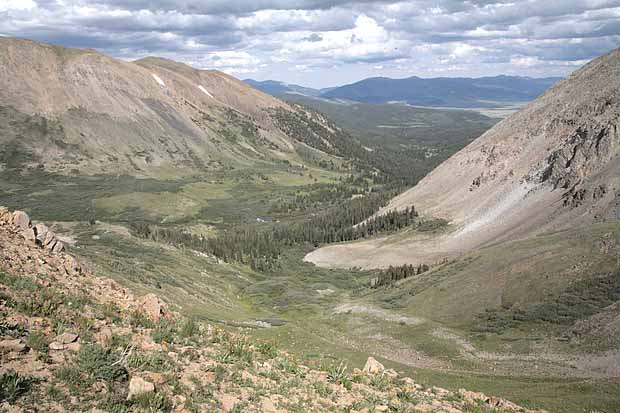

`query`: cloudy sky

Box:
[1,0,620,88]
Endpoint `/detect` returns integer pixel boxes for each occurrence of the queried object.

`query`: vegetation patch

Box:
[474,272,620,333]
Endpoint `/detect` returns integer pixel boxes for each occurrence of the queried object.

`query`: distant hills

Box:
[245,75,562,108]
[243,79,328,98]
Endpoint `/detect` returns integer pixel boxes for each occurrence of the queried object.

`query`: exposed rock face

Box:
[392,48,620,234]
[34,223,49,245]
[0,339,27,354]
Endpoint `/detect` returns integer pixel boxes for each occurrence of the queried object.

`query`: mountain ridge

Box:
[244,75,563,108]
[0,37,355,177]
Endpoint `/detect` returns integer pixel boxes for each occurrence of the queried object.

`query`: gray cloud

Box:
[0,0,619,87]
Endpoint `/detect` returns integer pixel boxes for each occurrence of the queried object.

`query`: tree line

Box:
[370,263,430,288]
[130,193,418,272]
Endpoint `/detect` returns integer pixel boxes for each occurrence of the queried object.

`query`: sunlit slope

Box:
[0,37,347,176]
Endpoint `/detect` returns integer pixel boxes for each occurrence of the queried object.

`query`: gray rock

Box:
[0,206,9,222]
[12,211,30,230]
[52,241,65,254]
[49,342,65,351]
[362,357,384,375]
[20,228,36,243]
[34,223,49,245]
[44,231,57,248]
[0,339,27,353]
[137,293,167,322]
[56,332,78,344]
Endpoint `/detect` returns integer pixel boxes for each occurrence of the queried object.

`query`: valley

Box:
[1,37,620,413]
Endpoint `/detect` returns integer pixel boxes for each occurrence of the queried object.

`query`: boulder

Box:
[20,228,36,243]
[56,332,79,344]
[12,211,30,230]
[34,223,49,245]
[128,376,155,400]
[0,339,27,353]
[384,368,398,379]
[52,240,65,254]
[49,342,66,351]
[44,231,57,249]
[137,293,167,322]
[64,256,82,275]
[363,357,384,375]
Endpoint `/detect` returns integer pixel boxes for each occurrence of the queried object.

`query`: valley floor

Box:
[2,166,620,412]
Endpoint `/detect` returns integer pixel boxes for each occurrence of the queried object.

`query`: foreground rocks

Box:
[1,209,66,254]
[0,206,544,413]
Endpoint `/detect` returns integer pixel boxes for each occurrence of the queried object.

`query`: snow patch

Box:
[198,85,214,98]
[151,73,165,87]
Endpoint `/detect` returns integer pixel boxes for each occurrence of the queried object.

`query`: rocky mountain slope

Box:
[306,48,620,269]
[0,206,540,413]
[0,38,347,177]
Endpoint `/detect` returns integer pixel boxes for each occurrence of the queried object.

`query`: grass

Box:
[0,370,33,403]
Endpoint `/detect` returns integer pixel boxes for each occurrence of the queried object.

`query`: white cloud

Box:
[0,0,619,87]
[0,0,36,13]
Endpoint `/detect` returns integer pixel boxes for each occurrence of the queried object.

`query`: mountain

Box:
[0,38,353,177]
[321,75,562,107]
[243,79,324,97]
[303,50,620,385]
[307,49,620,269]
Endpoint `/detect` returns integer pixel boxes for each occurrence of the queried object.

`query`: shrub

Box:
[77,344,128,382]
[326,361,348,385]
[131,392,173,413]
[130,310,155,329]
[17,290,62,316]
[257,342,279,359]
[26,330,50,362]
[0,370,33,403]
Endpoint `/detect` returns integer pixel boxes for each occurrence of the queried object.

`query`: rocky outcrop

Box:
[0,208,66,255]
[137,293,168,322]
[362,356,385,374]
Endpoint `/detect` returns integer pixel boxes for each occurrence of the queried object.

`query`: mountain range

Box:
[244,75,562,108]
